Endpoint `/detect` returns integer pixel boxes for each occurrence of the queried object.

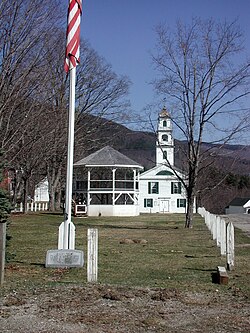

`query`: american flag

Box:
[64,0,82,73]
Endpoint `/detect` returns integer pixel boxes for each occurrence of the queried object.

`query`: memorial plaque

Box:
[46,249,84,268]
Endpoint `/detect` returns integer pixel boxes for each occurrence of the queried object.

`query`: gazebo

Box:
[73,146,143,216]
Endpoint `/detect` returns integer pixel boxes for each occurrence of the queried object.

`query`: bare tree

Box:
[40,33,131,211]
[152,18,250,227]
[0,0,63,154]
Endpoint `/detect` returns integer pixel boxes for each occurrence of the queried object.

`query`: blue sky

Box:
[69,1,250,139]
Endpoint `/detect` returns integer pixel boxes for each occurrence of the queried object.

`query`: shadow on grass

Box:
[184,267,219,283]
[184,267,216,272]
[78,224,180,231]
[12,260,45,268]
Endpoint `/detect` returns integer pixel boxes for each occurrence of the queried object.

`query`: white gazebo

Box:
[74,146,143,216]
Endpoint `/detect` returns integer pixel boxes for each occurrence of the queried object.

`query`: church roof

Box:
[74,146,143,169]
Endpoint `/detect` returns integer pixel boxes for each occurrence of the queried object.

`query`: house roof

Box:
[243,199,250,208]
[227,197,250,207]
[74,146,144,169]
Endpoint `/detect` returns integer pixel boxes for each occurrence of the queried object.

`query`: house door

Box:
[159,199,169,213]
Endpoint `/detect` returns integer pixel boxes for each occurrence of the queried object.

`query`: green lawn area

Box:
[3,212,250,296]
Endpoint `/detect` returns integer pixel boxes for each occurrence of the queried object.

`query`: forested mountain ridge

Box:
[84,117,250,213]
[94,118,250,174]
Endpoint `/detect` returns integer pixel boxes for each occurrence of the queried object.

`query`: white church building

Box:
[139,107,188,214]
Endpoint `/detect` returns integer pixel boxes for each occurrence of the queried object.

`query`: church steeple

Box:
[156,106,174,166]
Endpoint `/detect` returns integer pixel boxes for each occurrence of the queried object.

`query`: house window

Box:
[163,151,168,160]
[148,182,159,194]
[171,182,181,194]
[144,198,153,207]
[177,198,186,208]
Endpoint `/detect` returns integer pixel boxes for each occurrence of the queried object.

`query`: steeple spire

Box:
[156,106,174,166]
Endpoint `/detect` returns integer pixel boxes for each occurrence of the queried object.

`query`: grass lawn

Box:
[3,212,250,296]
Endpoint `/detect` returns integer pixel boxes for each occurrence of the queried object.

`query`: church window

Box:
[162,134,168,141]
[144,198,153,207]
[171,182,181,194]
[156,170,174,176]
[177,198,186,207]
[163,120,167,127]
[163,151,168,160]
[148,182,159,194]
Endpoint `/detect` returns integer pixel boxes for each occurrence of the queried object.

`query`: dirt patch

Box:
[0,284,249,332]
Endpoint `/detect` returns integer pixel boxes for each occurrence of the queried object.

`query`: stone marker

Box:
[46,249,84,268]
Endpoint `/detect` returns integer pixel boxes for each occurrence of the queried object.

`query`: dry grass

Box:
[2,212,250,297]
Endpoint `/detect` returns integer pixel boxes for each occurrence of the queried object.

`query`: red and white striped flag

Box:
[64,0,82,73]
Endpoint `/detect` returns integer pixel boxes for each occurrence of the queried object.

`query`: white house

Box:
[225,197,250,214]
[139,107,188,213]
[243,199,250,214]
[34,178,49,203]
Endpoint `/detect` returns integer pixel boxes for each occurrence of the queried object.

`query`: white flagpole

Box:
[63,66,76,249]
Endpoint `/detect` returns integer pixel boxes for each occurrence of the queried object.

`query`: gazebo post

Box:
[133,169,136,191]
[87,169,91,210]
[112,168,116,206]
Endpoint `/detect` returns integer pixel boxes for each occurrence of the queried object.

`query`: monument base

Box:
[46,249,84,268]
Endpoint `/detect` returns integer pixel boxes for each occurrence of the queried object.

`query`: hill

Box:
[105,120,250,175]
[75,116,250,213]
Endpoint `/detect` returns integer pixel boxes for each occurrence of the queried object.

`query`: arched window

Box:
[163,120,167,127]
[163,151,168,160]
[162,134,168,141]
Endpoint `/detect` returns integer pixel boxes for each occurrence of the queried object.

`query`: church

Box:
[139,106,188,214]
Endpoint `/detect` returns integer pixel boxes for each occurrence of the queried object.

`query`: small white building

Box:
[225,197,250,214]
[139,107,188,214]
[34,178,49,203]
[243,199,250,214]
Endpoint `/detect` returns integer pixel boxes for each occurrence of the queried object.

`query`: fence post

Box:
[216,216,221,247]
[227,222,234,270]
[87,228,98,283]
[212,214,217,240]
[220,219,226,256]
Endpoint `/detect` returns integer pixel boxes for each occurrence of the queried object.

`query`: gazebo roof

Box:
[74,146,143,169]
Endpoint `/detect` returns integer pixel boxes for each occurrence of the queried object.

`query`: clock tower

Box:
[156,106,174,166]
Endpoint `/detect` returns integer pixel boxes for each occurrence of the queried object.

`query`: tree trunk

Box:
[47,163,62,212]
[22,177,28,214]
[185,191,195,228]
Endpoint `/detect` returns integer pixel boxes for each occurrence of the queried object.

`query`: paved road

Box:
[221,214,250,237]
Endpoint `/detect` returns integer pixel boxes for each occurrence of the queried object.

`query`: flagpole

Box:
[63,66,76,249]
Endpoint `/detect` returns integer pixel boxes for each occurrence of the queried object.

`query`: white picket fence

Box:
[12,201,48,213]
[198,207,234,270]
